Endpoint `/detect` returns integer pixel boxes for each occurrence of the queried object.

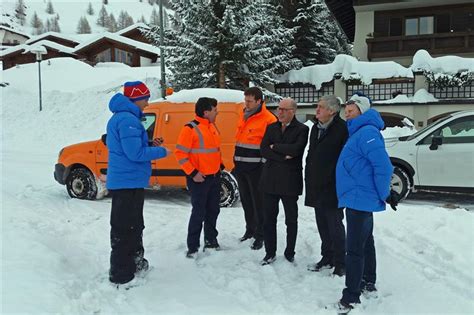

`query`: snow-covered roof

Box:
[279,54,414,89]
[73,32,160,55]
[0,25,31,39]
[411,49,474,74]
[25,32,80,45]
[0,40,76,57]
[159,88,244,103]
[116,23,150,36]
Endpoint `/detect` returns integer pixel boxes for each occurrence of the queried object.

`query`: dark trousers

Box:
[342,208,377,304]
[314,207,346,267]
[235,166,264,239]
[263,192,298,257]
[186,174,221,251]
[109,188,145,284]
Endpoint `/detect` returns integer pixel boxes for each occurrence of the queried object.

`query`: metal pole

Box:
[38,60,43,112]
[159,0,166,99]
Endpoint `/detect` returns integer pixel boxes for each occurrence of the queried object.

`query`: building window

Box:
[114,48,133,66]
[405,16,434,36]
[428,83,474,99]
[95,49,111,62]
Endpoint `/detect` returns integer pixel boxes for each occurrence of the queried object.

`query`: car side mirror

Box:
[429,135,442,150]
[101,134,107,146]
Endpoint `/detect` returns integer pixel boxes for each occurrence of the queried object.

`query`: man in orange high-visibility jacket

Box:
[234,87,277,250]
[175,97,223,258]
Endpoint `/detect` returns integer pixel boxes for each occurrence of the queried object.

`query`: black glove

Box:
[386,190,400,211]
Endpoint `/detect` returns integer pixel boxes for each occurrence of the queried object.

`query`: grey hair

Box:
[282,97,298,110]
[319,95,341,113]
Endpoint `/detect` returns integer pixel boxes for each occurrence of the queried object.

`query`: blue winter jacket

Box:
[336,109,393,212]
[106,93,167,190]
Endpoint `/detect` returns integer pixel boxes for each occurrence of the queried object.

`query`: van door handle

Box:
[165,114,169,123]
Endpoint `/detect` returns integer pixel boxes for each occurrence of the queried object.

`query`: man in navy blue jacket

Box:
[335,93,394,312]
[106,81,167,285]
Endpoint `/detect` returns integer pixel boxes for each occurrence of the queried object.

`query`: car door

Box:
[416,115,474,188]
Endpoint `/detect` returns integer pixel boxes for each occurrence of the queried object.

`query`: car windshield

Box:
[405,115,451,141]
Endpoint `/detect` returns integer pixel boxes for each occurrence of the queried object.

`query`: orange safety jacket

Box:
[175,116,222,177]
[234,103,277,173]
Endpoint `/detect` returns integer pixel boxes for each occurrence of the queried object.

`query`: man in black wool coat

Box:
[305,95,348,277]
[259,97,309,265]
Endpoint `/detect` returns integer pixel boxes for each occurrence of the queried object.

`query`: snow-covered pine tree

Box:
[96,5,109,27]
[149,1,300,89]
[108,13,117,32]
[277,0,351,66]
[117,11,133,30]
[50,16,61,32]
[46,0,54,14]
[77,16,91,34]
[30,11,44,35]
[45,18,51,31]
[138,15,147,24]
[149,8,159,25]
[15,0,27,26]
[148,0,155,5]
[87,2,94,15]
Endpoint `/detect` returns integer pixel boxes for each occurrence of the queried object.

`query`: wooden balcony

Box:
[367,32,474,60]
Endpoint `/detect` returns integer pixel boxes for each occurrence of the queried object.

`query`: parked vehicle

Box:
[386,110,474,199]
[54,100,243,207]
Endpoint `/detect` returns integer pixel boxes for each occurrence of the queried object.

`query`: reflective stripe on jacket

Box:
[234,103,276,173]
[175,116,222,177]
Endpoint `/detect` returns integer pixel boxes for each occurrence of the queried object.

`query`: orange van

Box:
[54,100,243,207]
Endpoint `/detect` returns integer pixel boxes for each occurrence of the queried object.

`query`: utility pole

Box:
[159,0,166,99]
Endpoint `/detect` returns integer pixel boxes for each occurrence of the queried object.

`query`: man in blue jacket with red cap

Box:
[334,93,398,312]
[106,81,168,285]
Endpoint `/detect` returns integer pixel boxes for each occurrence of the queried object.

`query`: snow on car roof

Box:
[156,88,244,103]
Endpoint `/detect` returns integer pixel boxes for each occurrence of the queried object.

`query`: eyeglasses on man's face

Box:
[277,107,294,112]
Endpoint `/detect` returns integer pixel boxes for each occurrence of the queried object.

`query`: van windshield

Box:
[142,114,156,140]
[406,115,451,141]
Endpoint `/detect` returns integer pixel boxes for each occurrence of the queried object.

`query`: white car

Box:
[386,110,474,199]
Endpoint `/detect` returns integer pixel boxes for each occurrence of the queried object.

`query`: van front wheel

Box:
[66,167,98,200]
[220,171,239,207]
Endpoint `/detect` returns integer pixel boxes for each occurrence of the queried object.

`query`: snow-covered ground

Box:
[1,58,474,314]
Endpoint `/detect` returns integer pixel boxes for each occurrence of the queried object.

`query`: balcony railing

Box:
[367,32,474,60]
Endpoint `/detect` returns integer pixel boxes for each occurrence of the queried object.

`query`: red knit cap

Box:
[123,81,150,101]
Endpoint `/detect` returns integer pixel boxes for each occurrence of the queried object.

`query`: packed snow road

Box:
[2,148,473,315]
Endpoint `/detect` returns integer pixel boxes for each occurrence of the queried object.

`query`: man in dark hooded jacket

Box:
[305,95,348,277]
[106,81,168,285]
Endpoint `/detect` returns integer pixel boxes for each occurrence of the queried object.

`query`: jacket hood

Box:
[108,93,143,118]
[347,109,384,136]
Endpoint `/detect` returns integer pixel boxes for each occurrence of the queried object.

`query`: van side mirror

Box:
[101,134,107,146]
[429,135,442,150]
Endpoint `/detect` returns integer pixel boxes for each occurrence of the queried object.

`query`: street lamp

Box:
[159,0,166,99]
[29,45,47,112]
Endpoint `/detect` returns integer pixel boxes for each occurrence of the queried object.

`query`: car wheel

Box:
[391,166,412,201]
[66,167,98,200]
[220,171,239,207]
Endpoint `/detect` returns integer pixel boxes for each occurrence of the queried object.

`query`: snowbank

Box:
[411,49,474,74]
[279,54,413,89]
[375,89,439,104]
